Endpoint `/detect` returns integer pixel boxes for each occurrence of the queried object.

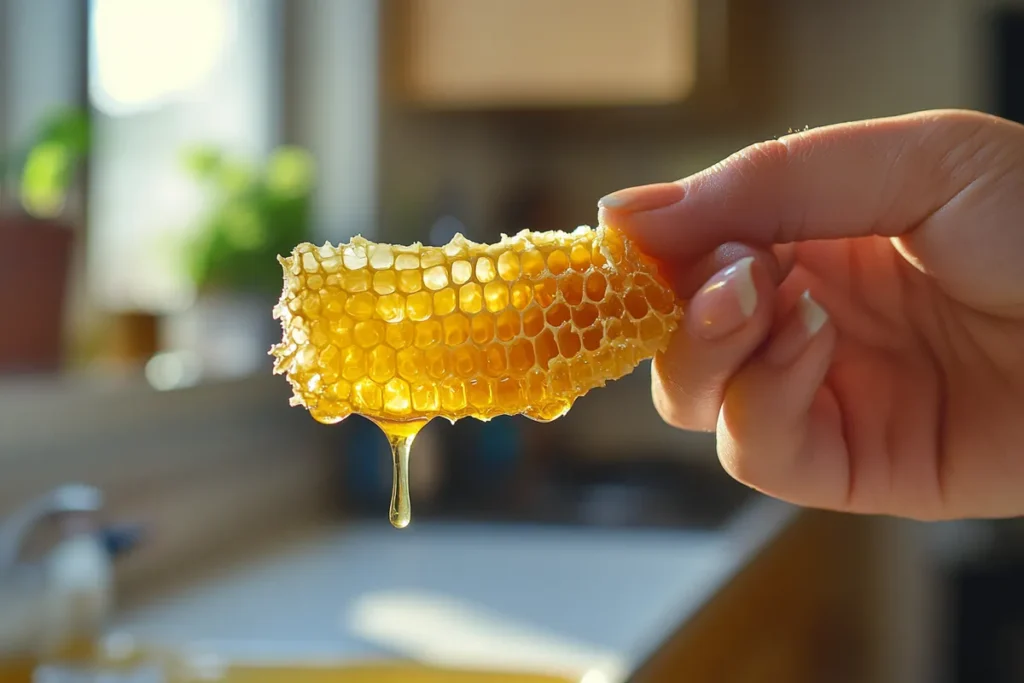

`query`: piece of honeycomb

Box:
[271,224,681,428]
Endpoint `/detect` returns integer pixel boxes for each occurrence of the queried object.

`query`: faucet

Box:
[0,484,143,661]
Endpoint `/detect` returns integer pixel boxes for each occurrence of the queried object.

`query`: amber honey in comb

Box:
[271,224,682,528]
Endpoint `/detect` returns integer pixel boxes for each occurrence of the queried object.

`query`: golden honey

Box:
[271,224,681,526]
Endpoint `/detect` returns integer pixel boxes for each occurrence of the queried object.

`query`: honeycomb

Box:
[270,224,681,427]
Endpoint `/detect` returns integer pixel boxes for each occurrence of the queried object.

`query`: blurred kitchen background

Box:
[2,1,1024,682]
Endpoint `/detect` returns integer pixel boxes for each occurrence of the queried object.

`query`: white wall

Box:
[287,0,380,245]
[0,0,84,150]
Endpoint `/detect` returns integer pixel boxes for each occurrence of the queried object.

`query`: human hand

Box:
[598,109,1024,520]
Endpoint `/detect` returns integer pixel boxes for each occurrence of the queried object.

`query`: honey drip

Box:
[376,419,426,528]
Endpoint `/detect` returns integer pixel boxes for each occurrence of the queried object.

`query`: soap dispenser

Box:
[0,484,143,680]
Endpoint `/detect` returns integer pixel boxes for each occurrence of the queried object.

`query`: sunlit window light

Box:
[88,0,236,117]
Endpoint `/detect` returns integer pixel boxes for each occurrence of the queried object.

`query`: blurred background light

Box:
[88,0,235,117]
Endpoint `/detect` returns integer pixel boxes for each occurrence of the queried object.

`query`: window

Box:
[85,0,281,313]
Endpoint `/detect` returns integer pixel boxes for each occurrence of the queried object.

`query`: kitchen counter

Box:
[111,496,801,682]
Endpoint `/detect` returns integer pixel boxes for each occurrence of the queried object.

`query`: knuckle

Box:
[726,138,807,243]
[733,138,793,177]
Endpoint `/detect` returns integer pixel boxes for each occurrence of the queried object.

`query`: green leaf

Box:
[34,107,90,158]
[180,145,224,180]
[180,144,316,293]
[8,106,91,216]
[265,146,315,197]
[21,141,71,218]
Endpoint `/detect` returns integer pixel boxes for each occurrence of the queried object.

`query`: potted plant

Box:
[0,107,90,374]
[171,144,315,380]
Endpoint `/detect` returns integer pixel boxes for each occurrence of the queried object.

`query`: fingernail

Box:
[799,290,828,336]
[766,290,829,366]
[598,182,685,212]
[688,257,757,341]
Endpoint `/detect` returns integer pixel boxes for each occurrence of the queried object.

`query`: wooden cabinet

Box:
[632,511,877,683]
[387,0,700,108]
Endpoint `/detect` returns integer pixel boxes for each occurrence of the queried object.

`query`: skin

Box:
[597,109,1024,521]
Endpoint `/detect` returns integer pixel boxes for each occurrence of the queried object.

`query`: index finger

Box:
[597,109,1008,259]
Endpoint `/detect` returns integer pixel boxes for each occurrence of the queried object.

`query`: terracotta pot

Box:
[0,213,74,375]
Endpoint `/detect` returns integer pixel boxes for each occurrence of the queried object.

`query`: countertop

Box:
[111,496,800,682]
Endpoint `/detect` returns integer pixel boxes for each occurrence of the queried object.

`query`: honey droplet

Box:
[374,418,428,529]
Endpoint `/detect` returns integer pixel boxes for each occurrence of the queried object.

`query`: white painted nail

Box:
[730,257,757,318]
[798,290,828,336]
